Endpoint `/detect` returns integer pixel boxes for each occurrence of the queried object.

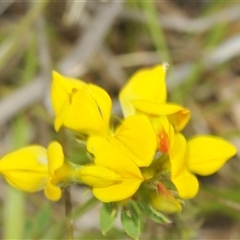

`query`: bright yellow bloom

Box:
[0,141,75,201]
[0,146,48,192]
[51,71,112,136]
[169,134,237,199]
[87,115,157,167]
[76,149,144,202]
[81,115,157,202]
[119,64,190,132]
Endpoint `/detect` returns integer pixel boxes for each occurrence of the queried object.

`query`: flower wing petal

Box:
[76,165,121,188]
[169,133,186,179]
[172,168,199,199]
[86,146,144,202]
[0,146,48,192]
[93,179,143,202]
[47,141,64,176]
[44,178,62,201]
[187,135,237,176]
[94,151,143,180]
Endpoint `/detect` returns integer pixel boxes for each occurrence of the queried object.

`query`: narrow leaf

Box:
[136,201,171,224]
[121,205,141,240]
[100,203,117,235]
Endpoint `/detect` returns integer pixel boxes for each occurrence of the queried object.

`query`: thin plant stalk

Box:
[60,128,74,240]
[65,187,74,240]
[140,1,171,64]
[3,116,29,239]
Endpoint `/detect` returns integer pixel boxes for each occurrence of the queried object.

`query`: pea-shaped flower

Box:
[76,149,144,202]
[51,71,112,136]
[119,65,190,132]
[80,115,157,202]
[0,141,76,201]
[169,134,237,199]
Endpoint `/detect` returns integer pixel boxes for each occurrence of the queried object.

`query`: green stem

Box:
[0,0,49,72]
[60,128,74,239]
[64,187,74,240]
[3,116,29,239]
[3,188,25,239]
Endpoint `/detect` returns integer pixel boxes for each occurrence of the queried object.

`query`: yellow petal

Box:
[85,146,144,202]
[52,72,112,135]
[47,141,64,176]
[187,135,237,176]
[87,115,157,167]
[44,178,62,201]
[59,85,111,135]
[0,146,48,192]
[112,115,157,167]
[131,100,190,132]
[4,172,48,192]
[167,108,191,132]
[54,97,71,132]
[169,133,186,179]
[51,71,86,116]
[87,84,112,130]
[172,168,199,199]
[151,116,175,154]
[76,165,121,188]
[119,65,167,117]
[93,179,143,202]
[94,151,144,180]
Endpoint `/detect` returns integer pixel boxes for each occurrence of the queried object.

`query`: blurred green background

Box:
[0,1,240,239]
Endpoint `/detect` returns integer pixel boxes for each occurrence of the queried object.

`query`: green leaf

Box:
[148,207,171,224]
[135,201,171,224]
[121,204,141,240]
[100,203,117,235]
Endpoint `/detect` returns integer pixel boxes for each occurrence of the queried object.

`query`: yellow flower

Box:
[0,141,75,201]
[51,71,112,136]
[169,134,237,199]
[119,64,190,132]
[80,115,158,202]
[76,149,144,202]
[0,146,48,192]
[87,115,157,167]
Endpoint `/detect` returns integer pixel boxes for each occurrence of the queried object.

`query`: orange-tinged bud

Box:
[148,183,182,213]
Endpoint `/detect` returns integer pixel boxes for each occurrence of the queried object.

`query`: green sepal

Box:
[135,199,171,224]
[148,206,171,224]
[121,203,141,240]
[100,203,118,235]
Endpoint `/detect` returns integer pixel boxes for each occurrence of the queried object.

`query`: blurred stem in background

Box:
[140,1,172,65]
[3,116,30,239]
[60,129,74,240]
[170,1,227,105]
[0,0,48,73]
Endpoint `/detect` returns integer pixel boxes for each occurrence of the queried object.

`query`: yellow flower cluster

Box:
[0,65,237,213]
